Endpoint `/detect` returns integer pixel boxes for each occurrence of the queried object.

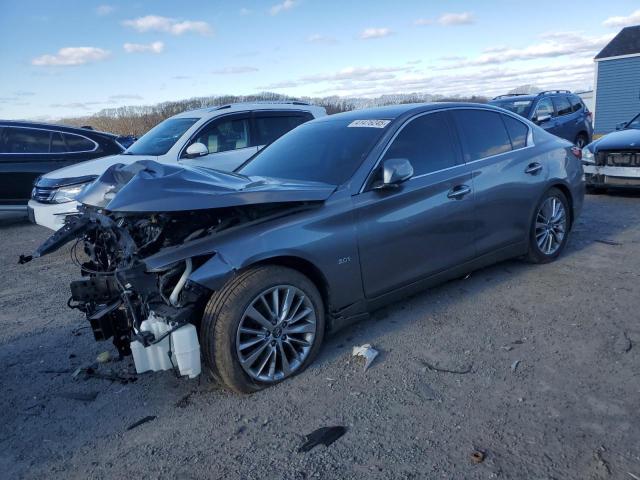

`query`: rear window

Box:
[63,133,96,152]
[553,96,572,116]
[255,115,311,145]
[452,110,512,161]
[569,96,583,113]
[489,99,533,117]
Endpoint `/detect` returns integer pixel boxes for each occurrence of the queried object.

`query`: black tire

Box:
[574,132,589,149]
[525,188,571,264]
[200,265,325,393]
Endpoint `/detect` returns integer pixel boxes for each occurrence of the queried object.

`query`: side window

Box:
[193,118,251,154]
[63,133,96,152]
[452,110,512,161]
[255,114,310,146]
[51,132,67,153]
[570,96,583,113]
[553,96,572,116]
[533,98,554,120]
[381,112,458,176]
[502,115,528,149]
[1,127,51,154]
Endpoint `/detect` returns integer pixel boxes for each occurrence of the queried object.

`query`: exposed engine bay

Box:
[21,160,334,378]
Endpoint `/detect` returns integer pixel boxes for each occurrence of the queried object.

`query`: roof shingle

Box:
[595,25,640,60]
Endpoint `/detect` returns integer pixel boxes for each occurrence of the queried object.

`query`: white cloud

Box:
[108,94,143,101]
[240,7,252,15]
[603,9,640,28]
[438,12,475,26]
[360,27,394,39]
[122,15,212,36]
[32,47,110,66]
[306,34,337,44]
[96,4,114,16]
[270,0,296,16]
[414,18,433,26]
[447,31,614,67]
[123,41,165,54]
[211,66,259,74]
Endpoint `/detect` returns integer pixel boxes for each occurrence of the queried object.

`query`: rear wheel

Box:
[526,188,570,263]
[201,265,325,393]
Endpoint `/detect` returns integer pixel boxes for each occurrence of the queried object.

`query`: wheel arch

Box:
[251,255,332,321]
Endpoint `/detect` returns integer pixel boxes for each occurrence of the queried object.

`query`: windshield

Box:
[239,119,387,184]
[124,117,198,156]
[489,99,533,117]
[626,113,640,129]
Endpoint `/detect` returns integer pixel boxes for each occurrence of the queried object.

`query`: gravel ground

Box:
[1,193,639,480]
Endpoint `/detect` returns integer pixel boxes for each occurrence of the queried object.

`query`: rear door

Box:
[252,111,313,151]
[181,114,258,171]
[451,109,546,255]
[0,127,60,204]
[354,111,477,298]
[551,95,575,142]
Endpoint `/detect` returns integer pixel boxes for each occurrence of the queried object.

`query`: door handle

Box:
[525,163,543,175]
[447,184,471,199]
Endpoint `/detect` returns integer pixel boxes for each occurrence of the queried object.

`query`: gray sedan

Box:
[30,103,585,393]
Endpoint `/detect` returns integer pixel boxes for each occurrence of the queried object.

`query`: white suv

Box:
[29,102,326,230]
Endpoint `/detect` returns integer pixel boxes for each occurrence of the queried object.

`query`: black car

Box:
[0,121,128,209]
[582,112,640,191]
[489,90,593,148]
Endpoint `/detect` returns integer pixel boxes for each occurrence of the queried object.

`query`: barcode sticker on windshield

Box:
[348,120,391,128]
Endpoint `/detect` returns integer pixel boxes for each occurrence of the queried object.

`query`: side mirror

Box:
[615,122,627,131]
[374,158,414,190]
[534,114,551,124]
[185,142,208,159]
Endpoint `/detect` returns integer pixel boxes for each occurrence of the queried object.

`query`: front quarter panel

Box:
[183,189,364,313]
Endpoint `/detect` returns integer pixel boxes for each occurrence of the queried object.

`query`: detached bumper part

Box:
[130,313,201,379]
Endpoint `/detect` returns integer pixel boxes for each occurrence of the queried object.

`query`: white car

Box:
[29,102,326,230]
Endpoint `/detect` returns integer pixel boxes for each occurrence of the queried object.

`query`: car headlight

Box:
[51,182,92,204]
[581,147,595,165]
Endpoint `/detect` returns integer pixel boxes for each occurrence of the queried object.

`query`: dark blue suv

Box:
[489,90,593,148]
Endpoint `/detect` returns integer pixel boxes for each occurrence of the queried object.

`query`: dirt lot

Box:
[1,193,639,480]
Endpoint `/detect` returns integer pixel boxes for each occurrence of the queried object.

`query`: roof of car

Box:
[171,101,327,119]
[595,25,640,60]
[0,120,118,139]
[313,102,504,123]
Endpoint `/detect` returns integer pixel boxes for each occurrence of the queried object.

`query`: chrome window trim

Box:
[360,106,535,193]
[0,125,99,155]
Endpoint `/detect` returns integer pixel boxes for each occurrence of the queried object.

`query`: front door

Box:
[354,111,477,298]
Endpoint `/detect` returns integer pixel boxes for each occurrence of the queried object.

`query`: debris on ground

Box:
[175,392,195,408]
[41,368,72,374]
[96,351,111,364]
[615,331,633,354]
[470,450,486,464]
[297,426,347,453]
[57,391,98,402]
[595,239,621,246]
[71,366,137,384]
[593,447,611,476]
[352,344,379,371]
[422,360,472,374]
[126,415,157,431]
[511,360,521,373]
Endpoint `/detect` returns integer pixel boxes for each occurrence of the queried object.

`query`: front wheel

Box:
[201,265,325,393]
[526,188,570,264]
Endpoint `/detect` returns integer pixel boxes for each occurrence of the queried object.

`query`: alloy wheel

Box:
[535,196,567,255]
[236,285,317,383]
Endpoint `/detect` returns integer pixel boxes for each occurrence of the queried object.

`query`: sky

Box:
[1,0,640,120]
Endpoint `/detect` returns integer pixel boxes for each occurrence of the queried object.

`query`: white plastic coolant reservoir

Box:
[130,313,201,379]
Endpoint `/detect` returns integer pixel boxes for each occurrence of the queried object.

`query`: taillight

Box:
[571,146,582,160]
[586,111,593,122]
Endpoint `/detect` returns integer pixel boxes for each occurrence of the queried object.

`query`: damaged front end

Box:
[24,160,334,379]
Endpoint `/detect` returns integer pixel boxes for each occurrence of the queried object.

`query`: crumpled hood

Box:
[41,154,157,180]
[591,129,640,152]
[77,160,336,212]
